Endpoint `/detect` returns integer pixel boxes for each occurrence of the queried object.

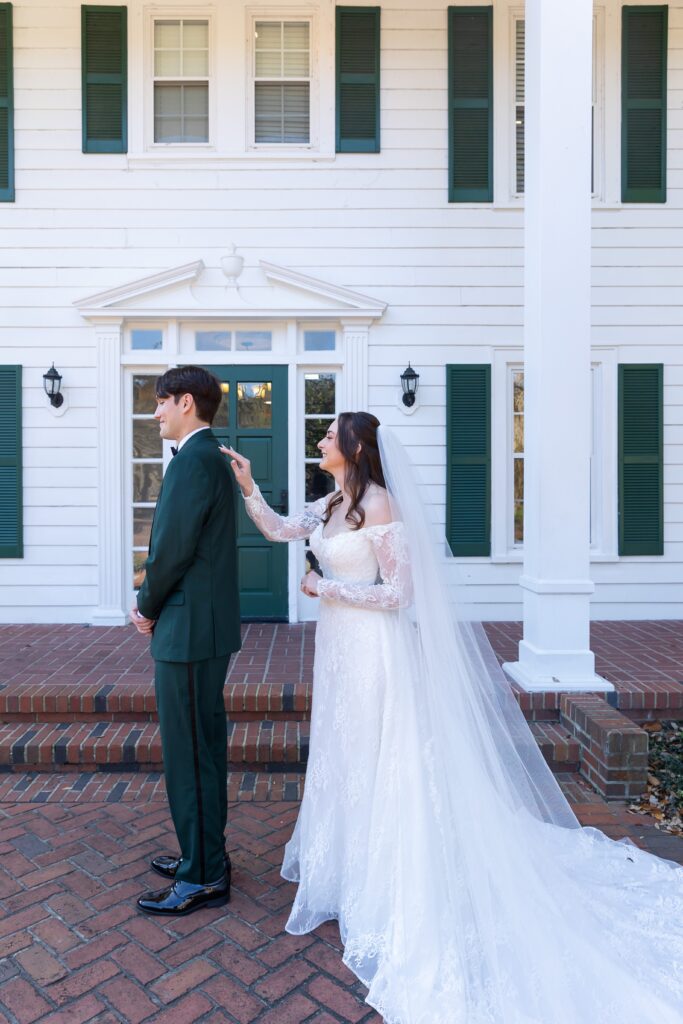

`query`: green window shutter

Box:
[0,365,22,558]
[622,6,667,203]
[446,364,491,556]
[336,7,380,153]
[82,5,127,153]
[618,364,663,556]
[448,6,493,202]
[0,3,14,202]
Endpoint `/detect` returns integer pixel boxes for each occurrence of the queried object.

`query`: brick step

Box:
[0,680,312,723]
[0,718,581,777]
[528,721,581,773]
[0,720,310,772]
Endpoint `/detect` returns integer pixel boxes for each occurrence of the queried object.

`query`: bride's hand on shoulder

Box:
[300,570,322,597]
[220,445,254,497]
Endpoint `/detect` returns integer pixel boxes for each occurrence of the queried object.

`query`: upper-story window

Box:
[153,19,209,144]
[513,13,601,198]
[253,20,311,145]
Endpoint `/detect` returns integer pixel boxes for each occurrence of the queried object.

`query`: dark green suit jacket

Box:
[137,428,241,662]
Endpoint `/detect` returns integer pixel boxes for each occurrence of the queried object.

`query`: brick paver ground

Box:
[0,773,680,1024]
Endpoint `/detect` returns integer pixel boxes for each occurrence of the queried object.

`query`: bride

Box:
[222,413,683,1024]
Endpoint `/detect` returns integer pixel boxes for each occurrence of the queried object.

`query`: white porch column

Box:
[90,320,128,626]
[503,0,612,692]
[341,320,370,411]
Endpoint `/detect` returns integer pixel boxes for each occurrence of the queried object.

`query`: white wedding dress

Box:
[243,432,683,1024]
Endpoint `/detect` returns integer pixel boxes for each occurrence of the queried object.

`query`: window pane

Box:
[256,22,282,50]
[283,83,309,142]
[255,83,309,143]
[155,49,181,77]
[182,20,208,50]
[196,330,231,351]
[133,375,158,414]
[215,383,229,428]
[513,415,524,454]
[183,50,208,77]
[235,330,272,351]
[133,551,148,590]
[305,417,333,458]
[237,382,272,428]
[131,329,163,350]
[256,49,283,78]
[513,372,524,412]
[306,464,335,503]
[304,330,335,351]
[284,49,309,78]
[133,464,163,503]
[155,84,208,143]
[133,507,155,548]
[514,459,524,543]
[155,20,180,48]
[133,420,162,458]
[305,373,335,415]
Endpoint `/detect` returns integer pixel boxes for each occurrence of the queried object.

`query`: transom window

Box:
[154,19,209,144]
[194,329,273,352]
[254,21,311,144]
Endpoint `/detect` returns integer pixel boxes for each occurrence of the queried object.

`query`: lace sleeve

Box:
[243,482,328,541]
[316,522,413,610]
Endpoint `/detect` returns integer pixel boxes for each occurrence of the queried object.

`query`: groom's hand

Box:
[130,606,156,635]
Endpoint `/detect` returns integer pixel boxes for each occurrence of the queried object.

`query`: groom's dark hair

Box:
[155,366,222,424]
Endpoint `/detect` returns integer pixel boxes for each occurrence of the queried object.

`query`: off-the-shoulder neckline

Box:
[319,521,401,542]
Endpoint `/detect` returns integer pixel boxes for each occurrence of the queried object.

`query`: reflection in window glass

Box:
[512,370,524,544]
[304,372,335,415]
[214,382,229,428]
[132,374,164,590]
[237,381,272,427]
[305,417,331,458]
[133,464,163,503]
[304,372,336,505]
[133,375,158,414]
[235,331,272,351]
[131,329,163,350]
[133,419,162,459]
[306,464,335,504]
[304,330,336,351]
[196,330,231,351]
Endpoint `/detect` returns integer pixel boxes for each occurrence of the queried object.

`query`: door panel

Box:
[207,365,288,620]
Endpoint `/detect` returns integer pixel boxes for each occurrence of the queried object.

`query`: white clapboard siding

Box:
[0,0,681,622]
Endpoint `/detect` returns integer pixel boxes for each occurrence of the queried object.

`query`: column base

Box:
[90,607,129,627]
[503,640,614,693]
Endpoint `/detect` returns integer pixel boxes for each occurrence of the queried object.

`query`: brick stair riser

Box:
[560,694,649,801]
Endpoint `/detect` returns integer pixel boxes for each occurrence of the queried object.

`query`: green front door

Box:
[209,365,288,620]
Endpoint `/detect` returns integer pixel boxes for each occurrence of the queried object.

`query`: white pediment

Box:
[75,256,386,322]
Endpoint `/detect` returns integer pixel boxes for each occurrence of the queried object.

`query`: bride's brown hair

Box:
[321,412,386,531]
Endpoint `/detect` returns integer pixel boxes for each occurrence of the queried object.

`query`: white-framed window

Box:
[511,10,603,199]
[301,368,338,597]
[301,326,337,353]
[153,17,210,144]
[504,364,603,553]
[177,322,287,357]
[250,16,313,147]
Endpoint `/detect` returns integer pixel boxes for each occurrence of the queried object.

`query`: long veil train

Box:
[333,426,683,1023]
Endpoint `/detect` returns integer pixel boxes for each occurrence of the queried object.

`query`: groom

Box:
[130,366,241,916]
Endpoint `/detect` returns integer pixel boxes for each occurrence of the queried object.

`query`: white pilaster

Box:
[341,321,370,411]
[91,320,128,626]
[503,0,612,693]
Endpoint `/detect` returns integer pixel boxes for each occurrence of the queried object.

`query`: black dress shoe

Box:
[137,876,230,916]
[151,852,232,881]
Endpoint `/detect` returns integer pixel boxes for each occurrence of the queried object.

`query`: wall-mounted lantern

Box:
[400,363,419,408]
[43,364,64,408]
